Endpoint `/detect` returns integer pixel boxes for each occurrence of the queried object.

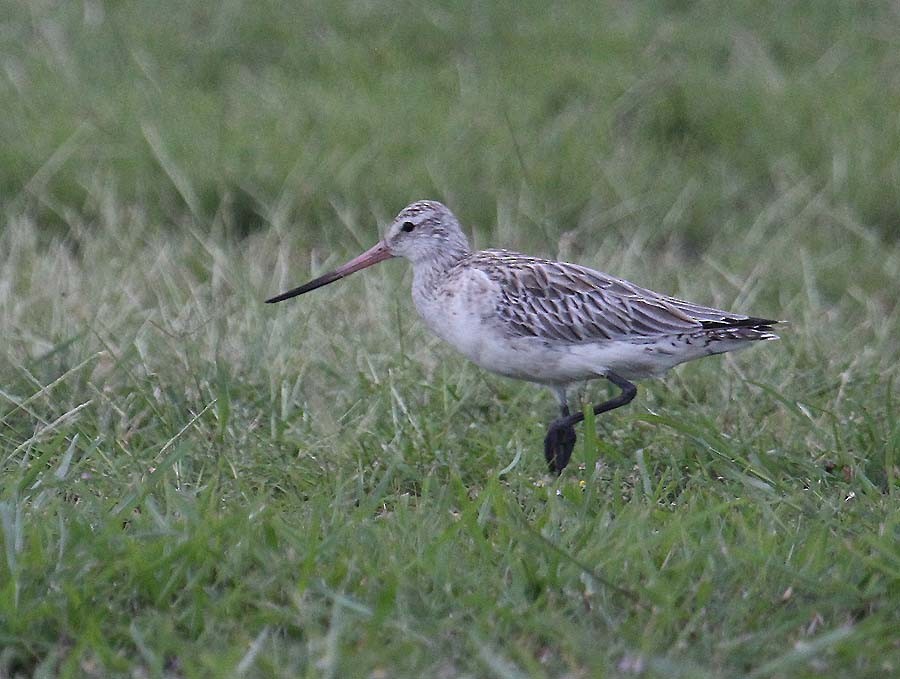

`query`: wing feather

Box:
[465,250,774,343]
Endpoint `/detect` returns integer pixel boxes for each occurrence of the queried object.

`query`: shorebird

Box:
[267,200,779,474]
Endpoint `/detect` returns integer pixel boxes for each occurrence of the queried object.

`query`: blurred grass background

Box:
[6,1,900,246]
[1,1,899,677]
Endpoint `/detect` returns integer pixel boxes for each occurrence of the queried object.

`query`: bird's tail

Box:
[700,317,781,342]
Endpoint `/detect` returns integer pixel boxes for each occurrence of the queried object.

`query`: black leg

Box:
[544,405,577,474]
[544,372,637,475]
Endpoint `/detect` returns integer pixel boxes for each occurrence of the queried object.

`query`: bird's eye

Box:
[401,221,415,233]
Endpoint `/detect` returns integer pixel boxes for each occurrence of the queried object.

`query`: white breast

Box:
[411,267,569,382]
[412,267,497,361]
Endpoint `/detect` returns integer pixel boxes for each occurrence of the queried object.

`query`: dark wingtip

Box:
[701,316,782,331]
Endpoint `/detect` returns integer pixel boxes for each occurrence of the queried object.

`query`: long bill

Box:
[265,241,394,303]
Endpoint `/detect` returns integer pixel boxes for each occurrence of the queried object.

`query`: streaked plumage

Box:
[469,250,775,342]
[267,200,780,473]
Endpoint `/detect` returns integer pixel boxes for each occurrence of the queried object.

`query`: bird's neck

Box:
[410,246,470,292]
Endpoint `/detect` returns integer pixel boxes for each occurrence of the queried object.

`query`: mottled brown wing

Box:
[470,250,771,343]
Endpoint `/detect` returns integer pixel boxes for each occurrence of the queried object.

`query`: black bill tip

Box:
[265,270,344,303]
[265,240,394,304]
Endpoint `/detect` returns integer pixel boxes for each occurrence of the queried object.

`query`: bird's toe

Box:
[544,422,577,475]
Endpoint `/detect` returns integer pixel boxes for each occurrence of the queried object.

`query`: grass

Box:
[2,0,899,676]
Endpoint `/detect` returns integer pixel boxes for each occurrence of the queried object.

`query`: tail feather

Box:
[705,325,780,343]
[699,316,779,331]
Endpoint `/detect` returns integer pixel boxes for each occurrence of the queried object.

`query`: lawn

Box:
[1,1,899,677]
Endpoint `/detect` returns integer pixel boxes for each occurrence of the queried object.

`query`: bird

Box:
[267,200,779,474]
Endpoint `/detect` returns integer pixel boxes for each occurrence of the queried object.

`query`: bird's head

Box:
[382,200,469,264]
[265,200,469,304]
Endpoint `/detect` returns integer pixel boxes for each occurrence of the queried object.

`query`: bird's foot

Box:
[544,420,577,475]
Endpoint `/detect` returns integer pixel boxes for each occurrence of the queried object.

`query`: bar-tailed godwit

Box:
[267,200,779,473]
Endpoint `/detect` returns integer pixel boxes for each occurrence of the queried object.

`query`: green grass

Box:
[2,1,899,676]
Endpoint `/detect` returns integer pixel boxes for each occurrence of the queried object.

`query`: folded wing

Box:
[469,250,776,343]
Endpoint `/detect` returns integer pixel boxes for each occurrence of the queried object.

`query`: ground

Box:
[1,1,898,677]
